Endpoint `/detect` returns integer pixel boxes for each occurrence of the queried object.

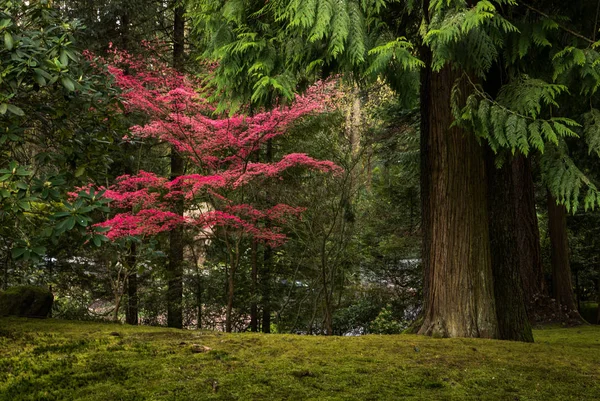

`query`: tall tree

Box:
[512,155,546,311]
[487,152,533,341]
[547,193,580,316]
[189,0,600,339]
[418,65,498,338]
[167,1,186,329]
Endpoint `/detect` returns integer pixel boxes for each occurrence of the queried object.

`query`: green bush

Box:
[0,286,53,318]
[369,305,404,334]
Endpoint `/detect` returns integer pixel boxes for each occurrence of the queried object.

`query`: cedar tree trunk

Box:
[486,152,533,342]
[512,154,546,309]
[418,64,498,338]
[547,193,579,316]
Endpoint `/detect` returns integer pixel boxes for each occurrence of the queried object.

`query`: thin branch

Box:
[522,3,594,45]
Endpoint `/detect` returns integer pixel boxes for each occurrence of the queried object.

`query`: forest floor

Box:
[0,318,598,401]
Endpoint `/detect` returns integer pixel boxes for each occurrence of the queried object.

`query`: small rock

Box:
[191,344,212,353]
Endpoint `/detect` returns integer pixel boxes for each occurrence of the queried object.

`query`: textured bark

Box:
[487,153,533,342]
[167,4,185,329]
[547,193,579,315]
[512,155,546,306]
[418,65,498,339]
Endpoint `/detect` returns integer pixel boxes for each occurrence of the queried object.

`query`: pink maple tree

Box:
[87,46,341,250]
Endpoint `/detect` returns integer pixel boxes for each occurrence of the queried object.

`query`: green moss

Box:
[0,317,599,400]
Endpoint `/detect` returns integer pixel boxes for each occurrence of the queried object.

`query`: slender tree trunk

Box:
[418,65,498,339]
[226,263,235,333]
[596,277,600,324]
[486,152,533,342]
[196,274,202,330]
[418,0,432,334]
[547,193,580,317]
[167,4,185,329]
[261,139,273,334]
[261,245,271,333]
[512,154,546,309]
[225,240,240,333]
[125,243,138,325]
[250,240,258,332]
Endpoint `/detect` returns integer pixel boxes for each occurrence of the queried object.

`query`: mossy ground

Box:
[0,318,598,400]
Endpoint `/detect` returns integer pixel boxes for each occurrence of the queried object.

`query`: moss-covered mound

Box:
[0,286,53,318]
[0,318,599,400]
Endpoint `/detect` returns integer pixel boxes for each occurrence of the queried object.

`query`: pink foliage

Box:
[90,46,341,244]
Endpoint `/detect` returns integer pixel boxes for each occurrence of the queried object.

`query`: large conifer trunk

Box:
[547,193,579,316]
[512,155,546,310]
[487,153,533,342]
[418,66,498,338]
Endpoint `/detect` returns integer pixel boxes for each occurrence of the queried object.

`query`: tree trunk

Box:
[225,262,236,333]
[167,3,185,329]
[512,154,546,310]
[418,65,498,339]
[419,0,432,336]
[261,139,273,334]
[547,193,579,316]
[486,152,533,342]
[125,243,138,325]
[250,240,258,332]
[261,245,271,333]
[196,274,202,330]
[596,278,600,324]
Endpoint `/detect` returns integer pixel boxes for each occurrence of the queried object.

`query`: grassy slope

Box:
[0,318,599,401]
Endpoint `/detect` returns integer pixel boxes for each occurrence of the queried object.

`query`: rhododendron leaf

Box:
[61,76,75,92]
[76,215,87,227]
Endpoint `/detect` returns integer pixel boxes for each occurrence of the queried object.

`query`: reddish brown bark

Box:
[547,193,579,317]
[487,153,533,342]
[418,65,498,338]
[512,155,546,307]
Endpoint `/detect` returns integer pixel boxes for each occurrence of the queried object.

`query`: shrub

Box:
[0,286,53,318]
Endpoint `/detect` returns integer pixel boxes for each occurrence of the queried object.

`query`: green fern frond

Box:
[541,141,600,212]
[308,0,333,42]
[365,38,423,76]
[584,109,600,157]
[329,0,351,58]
